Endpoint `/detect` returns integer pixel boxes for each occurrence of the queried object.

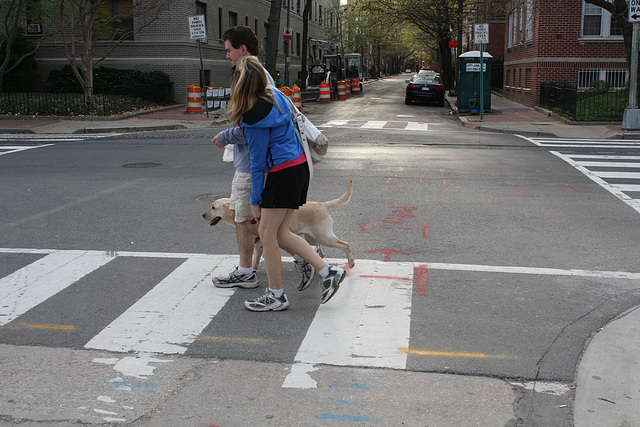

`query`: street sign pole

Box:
[480,44,484,120]
[189,15,208,117]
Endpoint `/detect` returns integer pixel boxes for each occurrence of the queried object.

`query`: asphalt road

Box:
[1,74,640,426]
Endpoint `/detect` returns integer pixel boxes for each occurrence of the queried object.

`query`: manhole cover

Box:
[196,193,227,202]
[121,162,161,168]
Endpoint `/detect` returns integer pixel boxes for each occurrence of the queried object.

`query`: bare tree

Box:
[41,0,169,107]
[0,0,46,94]
[265,0,283,74]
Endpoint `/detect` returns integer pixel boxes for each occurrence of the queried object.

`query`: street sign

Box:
[449,40,458,48]
[189,15,207,41]
[474,23,489,44]
[630,0,640,22]
[283,27,293,40]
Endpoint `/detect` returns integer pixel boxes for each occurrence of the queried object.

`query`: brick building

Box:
[503,0,627,107]
[28,0,335,103]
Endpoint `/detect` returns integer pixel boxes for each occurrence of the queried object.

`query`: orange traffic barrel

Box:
[187,85,202,113]
[345,79,352,97]
[351,78,361,94]
[319,82,331,102]
[278,87,293,99]
[336,80,347,100]
[292,84,303,112]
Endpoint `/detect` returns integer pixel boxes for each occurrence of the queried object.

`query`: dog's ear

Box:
[224,200,230,210]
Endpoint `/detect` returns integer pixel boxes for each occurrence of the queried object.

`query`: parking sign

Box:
[474,24,489,44]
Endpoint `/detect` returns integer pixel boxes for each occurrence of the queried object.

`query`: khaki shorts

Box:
[229,171,253,223]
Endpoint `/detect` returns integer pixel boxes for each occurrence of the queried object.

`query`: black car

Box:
[404,75,445,106]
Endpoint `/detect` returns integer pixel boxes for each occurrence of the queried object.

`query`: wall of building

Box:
[30,0,335,104]
[503,0,627,107]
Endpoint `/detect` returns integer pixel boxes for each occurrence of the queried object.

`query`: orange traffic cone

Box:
[292,84,303,112]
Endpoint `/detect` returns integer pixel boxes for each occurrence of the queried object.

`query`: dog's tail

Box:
[324,179,353,209]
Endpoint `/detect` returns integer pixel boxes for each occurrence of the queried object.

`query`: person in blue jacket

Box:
[212,25,317,292]
[226,56,345,312]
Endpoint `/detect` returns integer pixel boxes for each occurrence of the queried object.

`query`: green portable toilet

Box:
[457,51,492,113]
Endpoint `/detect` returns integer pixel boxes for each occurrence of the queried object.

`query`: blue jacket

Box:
[241,89,302,205]
[216,68,276,173]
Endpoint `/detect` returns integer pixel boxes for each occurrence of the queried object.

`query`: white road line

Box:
[592,171,640,179]
[575,161,640,168]
[0,251,114,325]
[2,248,639,279]
[291,260,412,371]
[612,184,640,192]
[568,155,640,160]
[551,151,640,215]
[0,145,53,156]
[361,121,387,129]
[405,122,429,131]
[85,255,236,354]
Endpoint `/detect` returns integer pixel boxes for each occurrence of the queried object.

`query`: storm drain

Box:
[121,162,161,168]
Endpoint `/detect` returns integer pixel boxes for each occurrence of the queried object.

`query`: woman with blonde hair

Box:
[226,55,345,311]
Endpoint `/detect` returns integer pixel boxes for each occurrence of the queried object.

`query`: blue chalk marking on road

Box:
[317,414,370,421]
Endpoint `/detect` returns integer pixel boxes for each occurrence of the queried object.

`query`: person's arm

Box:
[245,127,270,206]
[216,125,247,146]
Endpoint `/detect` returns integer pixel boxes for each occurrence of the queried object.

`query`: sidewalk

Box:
[0,104,226,135]
[1,96,639,426]
[448,92,640,140]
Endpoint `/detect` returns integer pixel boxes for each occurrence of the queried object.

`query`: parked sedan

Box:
[404,75,445,106]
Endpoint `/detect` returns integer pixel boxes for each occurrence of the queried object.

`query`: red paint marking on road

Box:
[381,177,405,191]
[381,227,413,230]
[413,264,429,296]
[360,275,412,281]
[359,221,374,233]
[442,180,462,194]
[364,248,412,262]
[422,225,430,238]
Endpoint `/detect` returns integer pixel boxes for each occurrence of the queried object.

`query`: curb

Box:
[0,128,36,134]
[73,124,188,134]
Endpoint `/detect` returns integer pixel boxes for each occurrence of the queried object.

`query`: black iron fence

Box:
[540,82,628,121]
[0,83,173,116]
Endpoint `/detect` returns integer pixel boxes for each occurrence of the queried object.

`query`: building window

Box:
[582,1,621,37]
[218,8,223,38]
[229,11,237,28]
[196,1,207,42]
[97,0,134,40]
[578,69,628,90]
[297,0,301,14]
[255,19,259,37]
[26,0,43,34]
[296,32,301,56]
[319,5,323,24]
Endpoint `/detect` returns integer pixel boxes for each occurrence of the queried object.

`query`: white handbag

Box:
[280,92,328,164]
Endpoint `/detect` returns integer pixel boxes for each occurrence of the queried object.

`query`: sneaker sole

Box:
[244,302,289,312]
[212,279,260,289]
[320,270,346,304]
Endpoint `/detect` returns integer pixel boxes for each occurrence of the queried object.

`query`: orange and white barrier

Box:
[345,79,352,97]
[319,82,331,102]
[351,78,361,95]
[292,84,303,112]
[187,85,202,113]
[336,80,347,100]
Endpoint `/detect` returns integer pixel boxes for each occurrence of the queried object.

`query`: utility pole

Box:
[623,21,640,129]
[284,0,291,87]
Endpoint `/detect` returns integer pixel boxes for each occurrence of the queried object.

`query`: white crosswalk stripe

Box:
[2,247,640,380]
[317,119,437,131]
[0,134,120,156]
[521,137,640,215]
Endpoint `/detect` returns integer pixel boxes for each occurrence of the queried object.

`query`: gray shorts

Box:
[229,171,253,223]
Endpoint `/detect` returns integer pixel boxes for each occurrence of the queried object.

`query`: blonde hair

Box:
[226,56,278,126]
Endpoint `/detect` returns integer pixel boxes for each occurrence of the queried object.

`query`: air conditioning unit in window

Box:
[27,24,42,34]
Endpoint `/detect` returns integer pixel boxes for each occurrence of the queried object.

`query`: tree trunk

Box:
[300,0,312,89]
[265,0,283,73]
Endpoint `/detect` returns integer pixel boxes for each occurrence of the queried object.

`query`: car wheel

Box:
[404,97,411,105]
